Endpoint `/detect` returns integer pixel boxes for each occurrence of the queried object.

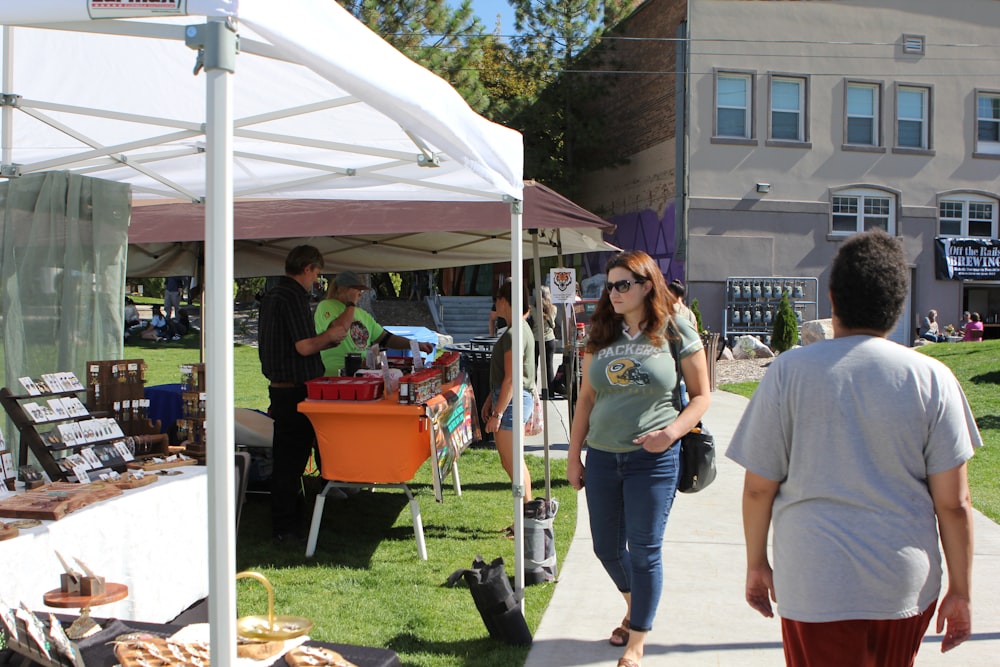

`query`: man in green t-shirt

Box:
[314,271,434,376]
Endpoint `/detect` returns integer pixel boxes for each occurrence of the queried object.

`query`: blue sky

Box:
[468,0,514,37]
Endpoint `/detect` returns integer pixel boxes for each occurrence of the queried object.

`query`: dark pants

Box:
[268,385,317,537]
[534,339,557,389]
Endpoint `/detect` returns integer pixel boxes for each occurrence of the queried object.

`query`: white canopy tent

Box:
[0,0,545,661]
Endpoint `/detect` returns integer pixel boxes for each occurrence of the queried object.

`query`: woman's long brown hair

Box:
[585,250,677,353]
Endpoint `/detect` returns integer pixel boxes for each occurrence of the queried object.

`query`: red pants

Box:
[781,601,936,667]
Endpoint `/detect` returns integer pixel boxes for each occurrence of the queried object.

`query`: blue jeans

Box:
[584,443,680,632]
[491,388,532,431]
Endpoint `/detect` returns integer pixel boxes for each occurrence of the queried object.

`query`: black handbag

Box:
[669,331,718,494]
[677,423,717,493]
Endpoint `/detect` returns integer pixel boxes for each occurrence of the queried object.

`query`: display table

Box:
[0,468,208,622]
[4,615,402,667]
[298,375,479,560]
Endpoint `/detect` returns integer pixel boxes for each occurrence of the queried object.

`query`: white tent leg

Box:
[509,199,525,602]
[199,18,238,667]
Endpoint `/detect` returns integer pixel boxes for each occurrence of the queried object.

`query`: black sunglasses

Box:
[605,278,646,293]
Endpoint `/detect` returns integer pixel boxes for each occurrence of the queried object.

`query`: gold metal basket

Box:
[235,571,313,640]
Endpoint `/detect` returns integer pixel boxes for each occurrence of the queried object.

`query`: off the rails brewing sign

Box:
[935,237,1000,281]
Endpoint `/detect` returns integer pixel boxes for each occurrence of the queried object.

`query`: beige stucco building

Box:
[578,0,1000,345]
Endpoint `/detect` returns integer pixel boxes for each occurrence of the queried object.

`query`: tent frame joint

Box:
[184,19,239,76]
[511,483,526,498]
[504,196,524,214]
[417,153,440,168]
[0,93,20,108]
[0,164,21,178]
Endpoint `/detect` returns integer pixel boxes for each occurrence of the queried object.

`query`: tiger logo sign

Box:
[549,268,576,304]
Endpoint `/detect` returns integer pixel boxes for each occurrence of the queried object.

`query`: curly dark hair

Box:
[829,229,908,332]
[585,250,676,351]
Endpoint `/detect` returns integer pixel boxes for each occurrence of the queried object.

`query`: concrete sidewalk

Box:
[523,390,1000,667]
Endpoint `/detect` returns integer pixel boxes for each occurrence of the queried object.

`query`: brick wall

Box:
[579,0,687,161]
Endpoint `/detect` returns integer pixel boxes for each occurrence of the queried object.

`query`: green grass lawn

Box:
[719,339,1000,522]
[236,452,572,667]
[131,338,573,666]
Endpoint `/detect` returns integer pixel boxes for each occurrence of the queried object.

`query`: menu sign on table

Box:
[425,377,479,503]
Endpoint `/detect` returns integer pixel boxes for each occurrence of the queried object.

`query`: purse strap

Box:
[667,322,685,411]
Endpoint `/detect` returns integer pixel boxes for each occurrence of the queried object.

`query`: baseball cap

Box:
[333,271,371,289]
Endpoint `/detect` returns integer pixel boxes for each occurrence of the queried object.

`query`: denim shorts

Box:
[491,388,533,431]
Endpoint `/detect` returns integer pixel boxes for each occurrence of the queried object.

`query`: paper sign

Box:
[88,0,187,19]
[549,268,577,304]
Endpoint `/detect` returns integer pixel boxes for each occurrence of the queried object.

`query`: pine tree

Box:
[337,0,493,113]
[771,291,798,353]
[690,298,705,334]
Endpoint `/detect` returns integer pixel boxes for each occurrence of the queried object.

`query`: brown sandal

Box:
[617,659,639,667]
[609,618,630,646]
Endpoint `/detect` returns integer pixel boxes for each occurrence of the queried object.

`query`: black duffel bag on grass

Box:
[446,556,532,645]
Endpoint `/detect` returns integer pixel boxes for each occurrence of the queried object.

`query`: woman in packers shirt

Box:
[566,250,710,667]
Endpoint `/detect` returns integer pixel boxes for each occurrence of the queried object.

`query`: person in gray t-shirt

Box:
[727,230,979,664]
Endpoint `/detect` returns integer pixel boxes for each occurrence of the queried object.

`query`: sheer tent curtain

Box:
[0,172,130,458]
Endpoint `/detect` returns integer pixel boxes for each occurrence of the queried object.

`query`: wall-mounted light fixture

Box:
[756,183,771,194]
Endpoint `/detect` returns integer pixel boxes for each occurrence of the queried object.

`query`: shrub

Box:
[690,298,705,334]
[771,291,798,352]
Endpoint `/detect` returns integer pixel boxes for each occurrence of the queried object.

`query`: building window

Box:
[939,194,998,237]
[832,190,895,235]
[716,72,753,139]
[976,90,1000,155]
[846,82,880,146]
[896,85,930,149]
[770,76,807,142]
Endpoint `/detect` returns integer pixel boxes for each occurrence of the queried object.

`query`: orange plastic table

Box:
[298,392,464,560]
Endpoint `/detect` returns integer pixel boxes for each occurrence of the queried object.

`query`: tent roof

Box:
[1,0,523,205]
[126,181,615,276]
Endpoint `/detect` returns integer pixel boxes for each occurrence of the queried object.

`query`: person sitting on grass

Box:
[165,309,192,341]
[962,312,984,341]
[140,305,171,342]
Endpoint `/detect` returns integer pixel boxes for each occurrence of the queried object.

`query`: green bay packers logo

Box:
[606,358,650,386]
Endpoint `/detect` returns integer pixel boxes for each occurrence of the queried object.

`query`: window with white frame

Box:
[716,72,753,139]
[832,190,895,235]
[976,91,1000,155]
[846,82,879,146]
[771,76,806,141]
[939,194,998,237]
[896,86,929,149]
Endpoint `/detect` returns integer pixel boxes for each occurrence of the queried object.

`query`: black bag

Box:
[446,556,532,645]
[677,423,717,493]
[669,330,718,494]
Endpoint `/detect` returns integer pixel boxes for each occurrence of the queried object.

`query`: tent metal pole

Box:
[191,17,239,667]
[509,198,526,601]
[530,231,551,500]
[2,27,13,167]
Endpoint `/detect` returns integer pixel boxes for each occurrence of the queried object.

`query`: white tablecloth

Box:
[0,467,208,622]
